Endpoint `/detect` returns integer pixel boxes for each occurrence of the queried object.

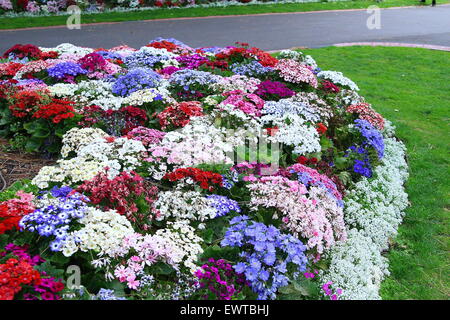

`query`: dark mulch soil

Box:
[0,138,56,191]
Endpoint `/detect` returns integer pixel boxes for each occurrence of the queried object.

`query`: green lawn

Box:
[300,46,449,300]
[0,0,446,30]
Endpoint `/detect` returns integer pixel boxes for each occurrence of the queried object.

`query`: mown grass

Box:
[300,46,449,299]
[0,0,445,30]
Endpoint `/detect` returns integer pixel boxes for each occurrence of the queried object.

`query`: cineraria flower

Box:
[230,61,273,78]
[195,258,248,300]
[47,62,87,83]
[317,70,359,91]
[112,68,161,96]
[274,59,318,88]
[221,215,308,300]
[354,119,385,159]
[19,187,89,252]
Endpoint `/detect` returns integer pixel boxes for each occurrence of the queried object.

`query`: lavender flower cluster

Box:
[19,186,89,252]
[92,288,126,300]
[231,61,273,78]
[220,215,308,300]
[169,69,220,91]
[124,48,174,69]
[112,68,161,96]
[206,195,241,218]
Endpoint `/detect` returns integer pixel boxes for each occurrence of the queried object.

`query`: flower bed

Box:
[0,0,348,17]
[0,39,409,300]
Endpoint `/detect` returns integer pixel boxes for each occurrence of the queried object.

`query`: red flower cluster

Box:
[321,80,341,94]
[346,103,385,130]
[0,258,41,300]
[8,90,46,118]
[32,99,76,124]
[76,170,158,229]
[163,168,223,191]
[0,62,23,79]
[3,44,42,60]
[155,101,203,130]
[215,43,278,68]
[0,191,35,234]
[78,52,107,72]
[147,40,179,52]
[316,123,328,135]
[296,156,318,165]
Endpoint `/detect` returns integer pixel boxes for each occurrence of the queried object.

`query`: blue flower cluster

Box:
[354,119,385,159]
[19,186,89,252]
[169,69,219,91]
[231,61,273,78]
[346,145,373,178]
[221,216,308,300]
[221,170,240,190]
[124,48,174,69]
[112,68,161,96]
[206,195,241,218]
[95,50,123,61]
[93,288,126,300]
[47,62,87,80]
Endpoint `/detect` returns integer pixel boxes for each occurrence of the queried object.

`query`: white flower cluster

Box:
[40,43,93,56]
[211,75,261,93]
[318,70,360,91]
[123,87,175,106]
[76,137,146,177]
[61,207,135,257]
[344,137,409,250]
[291,92,333,122]
[262,97,328,123]
[32,136,146,188]
[153,190,216,222]
[154,220,204,273]
[321,134,409,299]
[335,88,365,106]
[61,127,110,158]
[147,117,234,179]
[320,228,389,300]
[262,113,321,155]
[32,157,105,189]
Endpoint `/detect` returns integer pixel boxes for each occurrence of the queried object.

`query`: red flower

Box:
[296,156,308,165]
[163,168,223,191]
[316,123,327,135]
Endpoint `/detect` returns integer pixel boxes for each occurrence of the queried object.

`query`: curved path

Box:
[0,5,449,52]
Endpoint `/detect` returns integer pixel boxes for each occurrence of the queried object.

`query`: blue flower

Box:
[221,216,308,300]
[112,68,161,96]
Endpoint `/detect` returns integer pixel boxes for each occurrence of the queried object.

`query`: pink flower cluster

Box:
[287,163,343,203]
[126,126,166,148]
[247,175,347,254]
[221,90,265,117]
[275,59,318,88]
[113,233,184,290]
[346,102,385,130]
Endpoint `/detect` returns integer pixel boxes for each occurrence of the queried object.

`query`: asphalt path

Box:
[0,5,449,52]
